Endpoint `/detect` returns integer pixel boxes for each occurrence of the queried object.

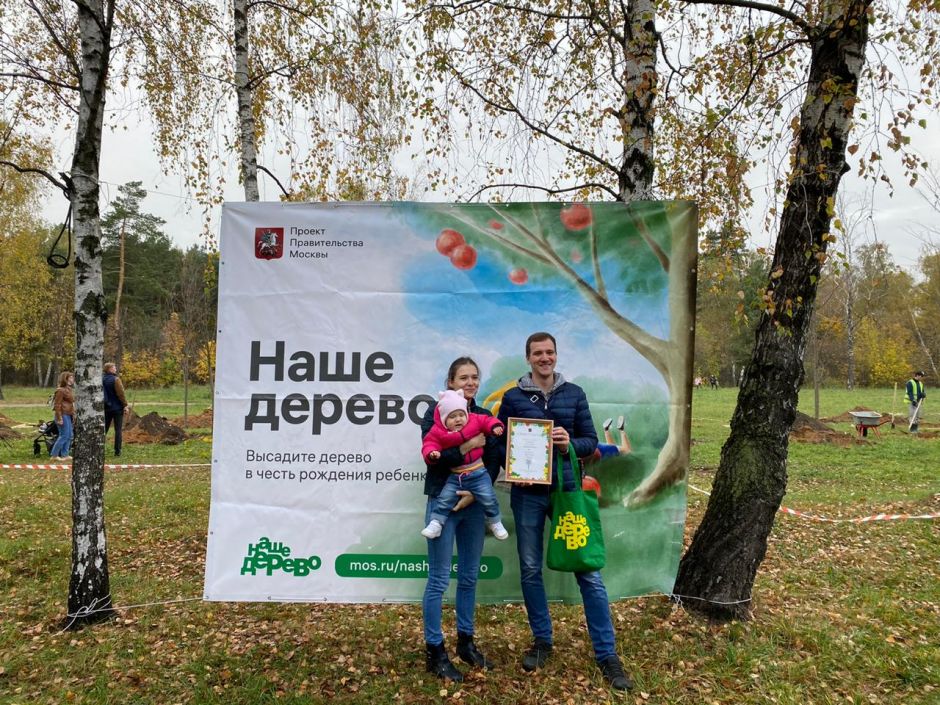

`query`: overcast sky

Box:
[38,105,938,274]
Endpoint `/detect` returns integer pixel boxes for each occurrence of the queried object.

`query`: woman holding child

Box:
[420,357,501,681]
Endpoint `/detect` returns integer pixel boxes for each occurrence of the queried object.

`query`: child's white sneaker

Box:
[421,520,443,539]
[489,522,509,540]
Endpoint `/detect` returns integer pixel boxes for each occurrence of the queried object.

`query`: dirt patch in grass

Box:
[789,412,858,445]
[0,423,22,440]
[0,412,18,426]
[169,407,213,428]
[123,412,186,445]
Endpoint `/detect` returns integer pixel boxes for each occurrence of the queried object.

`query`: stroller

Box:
[33,419,59,456]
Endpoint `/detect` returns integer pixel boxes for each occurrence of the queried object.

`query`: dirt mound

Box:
[170,407,213,428]
[790,412,856,445]
[822,406,877,424]
[123,412,186,445]
[0,424,22,440]
[0,412,18,426]
[123,408,140,430]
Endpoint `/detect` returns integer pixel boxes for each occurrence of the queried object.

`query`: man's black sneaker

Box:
[599,655,633,691]
[521,640,552,671]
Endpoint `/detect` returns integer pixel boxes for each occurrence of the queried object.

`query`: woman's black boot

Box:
[456,631,493,670]
[426,642,464,681]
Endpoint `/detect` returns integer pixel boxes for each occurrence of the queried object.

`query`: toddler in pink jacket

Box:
[421,389,508,540]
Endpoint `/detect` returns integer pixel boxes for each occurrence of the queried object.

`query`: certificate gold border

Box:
[504,417,554,484]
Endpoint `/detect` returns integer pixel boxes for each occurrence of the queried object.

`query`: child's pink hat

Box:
[437,389,467,422]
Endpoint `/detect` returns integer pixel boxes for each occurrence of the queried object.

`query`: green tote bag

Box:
[546,446,606,573]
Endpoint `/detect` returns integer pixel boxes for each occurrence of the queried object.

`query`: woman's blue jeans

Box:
[422,498,485,646]
[510,477,617,662]
[50,414,73,458]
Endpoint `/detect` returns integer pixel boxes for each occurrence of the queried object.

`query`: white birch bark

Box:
[68,0,113,627]
[233,0,259,202]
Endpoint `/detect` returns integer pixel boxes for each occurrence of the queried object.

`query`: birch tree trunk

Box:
[618,0,657,201]
[67,0,114,628]
[674,0,870,620]
[114,216,126,369]
[233,0,259,202]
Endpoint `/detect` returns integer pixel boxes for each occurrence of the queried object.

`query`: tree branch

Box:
[496,211,670,368]
[420,1,592,23]
[452,68,622,176]
[0,71,78,93]
[589,220,607,299]
[678,0,812,36]
[444,208,553,265]
[465,181,618,201]
[257,164,290,198]
[27,0,82,80]
[631,212,670,272]
[0,161,70,196]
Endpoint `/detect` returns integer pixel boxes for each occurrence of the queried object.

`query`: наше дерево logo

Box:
[255,227,284,260]
[241,537,321,576]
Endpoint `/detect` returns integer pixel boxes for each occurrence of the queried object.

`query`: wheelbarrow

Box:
[849,410,889,438]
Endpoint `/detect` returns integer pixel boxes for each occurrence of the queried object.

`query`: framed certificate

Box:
[504,417,553,484]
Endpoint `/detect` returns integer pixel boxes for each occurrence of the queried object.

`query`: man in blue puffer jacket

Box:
[497,332,632,691]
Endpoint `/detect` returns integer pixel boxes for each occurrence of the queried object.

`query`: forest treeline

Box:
[0,181,216,394]
[3,180,936,392]
[697,229,939,389]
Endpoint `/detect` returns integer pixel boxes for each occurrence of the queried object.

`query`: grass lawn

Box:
[0,386,938,704]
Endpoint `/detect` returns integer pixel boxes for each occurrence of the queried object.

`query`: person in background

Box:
[906,370,926,433]
[49,371,75,462]
[103,362,128,456]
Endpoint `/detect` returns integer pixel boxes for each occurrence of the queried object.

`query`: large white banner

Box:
[204,201,696,603]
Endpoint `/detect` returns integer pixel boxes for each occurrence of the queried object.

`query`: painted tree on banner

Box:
[428,202,696,506]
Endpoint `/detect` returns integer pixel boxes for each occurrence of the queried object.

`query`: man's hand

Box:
[428,450,441,462]
[551,426,570,452]
[453,490,475,511]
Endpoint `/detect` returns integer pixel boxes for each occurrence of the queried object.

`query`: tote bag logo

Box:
[255,227,284,260]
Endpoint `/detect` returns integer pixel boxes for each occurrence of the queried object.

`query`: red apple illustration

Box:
[582,475,601,498]
[488,219,504,230]
[450,243,477,270]
[436,228,465,256]
[560,203,592,231]
[509,267,528,285]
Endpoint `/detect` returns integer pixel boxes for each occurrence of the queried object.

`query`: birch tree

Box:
[673,0,939,618]
[135,0,411,223]
[0,0,215,628]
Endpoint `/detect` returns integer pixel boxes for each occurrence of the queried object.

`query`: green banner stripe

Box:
[335,554,502,579]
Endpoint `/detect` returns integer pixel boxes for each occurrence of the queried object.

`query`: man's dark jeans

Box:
[105,408,124,455]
